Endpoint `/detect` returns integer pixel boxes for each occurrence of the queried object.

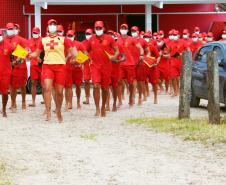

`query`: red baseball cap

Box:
[202,32,207,37]
[32,27,40,33]
[57,25,64,32]
[146,30,152,35]
[131,26,139,31]
[156,36,164,41]
[120,24,128,29]
[194,27,200,31]
[0,29,3,35]
[198,33,203,38]
[168,30,173,35]
[6,23,14,29]
[174,30,180,35]
[183,29,189,34]
[192,33,198,37]
[114,32,120,38]
[153,32,158,36]
[67,30,74,36]
[85,29,93,34]
[140,31,145,35]
[107,30,114,35]
[207,32,214,37]
[14,24,20,29]
[47,19,57,25]
[94,21,104,28]
[158,30,164,35]
[143,33,151,38]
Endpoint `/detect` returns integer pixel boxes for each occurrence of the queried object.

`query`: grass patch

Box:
[0,159,12,185]
[80,133,98,141]
[126,116,226,143]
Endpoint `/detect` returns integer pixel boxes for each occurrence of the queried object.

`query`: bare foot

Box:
[56,110,63,123]
[11,107,17,113]
[77,102,81,109]
[154,98,158,104]
[83,100,89,104]
[171,93,178,97]
[22,103,26,109]
[64,106,69,112]
[43,109,47,115]
[28,103,36,107]
[158,88,164,95]
[138,99,142,105]
[3,111,7,117]
[129,99,133,107]
[40,101,45,104]
[132,98,135,105]
[101,107,106,117]
[169,91,174,95]
[142,97,147,101]
[46,112,51,121]
[165,91,169,95]
[122,95,125,100]
[117,102,122,108]
[94,108,100,116]
[105,106,110,111]
[112,104,117,112]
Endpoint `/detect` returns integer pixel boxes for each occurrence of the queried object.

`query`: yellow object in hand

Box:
[12,45,28,58]
[76,50,89,63]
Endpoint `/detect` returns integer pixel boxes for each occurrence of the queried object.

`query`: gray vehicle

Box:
[191,41,226,107]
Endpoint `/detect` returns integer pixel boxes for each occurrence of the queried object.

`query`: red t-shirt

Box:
[189,41,203,57]
[111,42,125,75]
[4,35,27,70]
[82,39,92,68]
[28,37,42,66]
[149,44,161,58]
[133,37,149,65]
[0,41,15,74]
[157,45,170,67]
[169,39,189,57]
[117,36,138,66]
[182,38,193,46]
[86,34,116,70]
[164,38,172,48]
[149,39,157,46]
[72,40,86,71]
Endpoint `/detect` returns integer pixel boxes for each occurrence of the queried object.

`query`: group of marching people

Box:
[0,19,225,122]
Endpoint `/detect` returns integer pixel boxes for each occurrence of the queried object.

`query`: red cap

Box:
[143,33,151,38]
[94,21,104,28]
[14,24,20,29]
[0,29,3,35]
[120,24,128,29]
[198,33,203,38]
[156,36,164,41]
[67,30,74,36]
[85,29,93,34]
[207,32,214,37]
[57,25,64,32]
[47,19,57,25]
[223,30,226,34]
[168,30,173,35]
[194,27,200,31]
[140,31,145,35]
[131,26,139,31]
[114,32,120,38]
[192,33,198,37]
[183,29,189,34]
[6,23,14,29]
[202,32,207,37]
[146,30,152,35]
[107,30,114,35]
[32,27,40,33]
[158,30,164,35]
[153,32,158,36]
[174,30,180,35]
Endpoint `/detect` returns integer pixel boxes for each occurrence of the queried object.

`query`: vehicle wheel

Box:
[36,80,42,94]
[26,77,32,94]
[190,85,200,107]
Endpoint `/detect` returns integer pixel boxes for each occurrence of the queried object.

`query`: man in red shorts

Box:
[0,29,16,117]
[82,29,93,105]
[156,36,171,95]
[86,21,119,117]
[28,27,42,107]
[3,23,27,112]
[131,26,150,105]
[189,33,203,56]
[117,23,144,107]
[169,30,190,97]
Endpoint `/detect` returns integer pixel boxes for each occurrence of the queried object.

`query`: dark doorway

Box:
[126,14,158,34]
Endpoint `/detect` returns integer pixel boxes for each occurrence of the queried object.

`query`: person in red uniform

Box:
[106,30,126,112]
[28,27,42,107]
[158,30,164,38]
[164,30,174,48]
[169,30,190,97]
[153,32,158,40]
[57,25,64,36]
[189,33,204,57]
[207,32,215,43]
[82,29,93,105]
[117,23,144,107]
[219,30,226,41]
[86,21,119,117]
[182,29,193,45]
[140,31,145,38]
[156,36,171,95]
[0,29,16,117]
[131,26,150,105]
[13,23,29,109]
[144,33,161,104]
[202,32,208,41]
[3,23,27,113]
[194,27,200,35]
[28,19,77,122]
[198,33,207,44]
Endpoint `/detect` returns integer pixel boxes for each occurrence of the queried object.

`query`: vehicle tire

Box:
[26,77,42,94]
[190,85,200,107]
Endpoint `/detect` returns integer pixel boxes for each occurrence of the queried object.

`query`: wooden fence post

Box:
[178,51,192,119]
[207,51,220,124]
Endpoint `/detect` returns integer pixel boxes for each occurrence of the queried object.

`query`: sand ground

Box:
[0,90,225,185]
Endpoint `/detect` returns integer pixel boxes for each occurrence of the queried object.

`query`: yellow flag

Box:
[143,60,152,68]
[146,55,156,60]
[76,50,89,63]
[12,45,28,58]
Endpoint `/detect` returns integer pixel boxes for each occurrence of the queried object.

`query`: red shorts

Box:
[91,66,111,89]
[146,66,158,85]
[119,65,134,83]
[20,67,28,86]
[156,65,171,81]
[83,61,91,81]
[42,64,66,86]
[171,58,182,77]
[11,68,20,89]
[65,68,73,88]
[110,74,119,89]
[134,64,145,82]
[0,73,11,95]
[30,66,42,81]
[72,69,83,87]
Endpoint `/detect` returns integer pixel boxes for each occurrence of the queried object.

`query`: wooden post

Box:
[178,51,192,119]
[207,51,220,124]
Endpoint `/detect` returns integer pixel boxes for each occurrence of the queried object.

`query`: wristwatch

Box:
[140,54,143,56]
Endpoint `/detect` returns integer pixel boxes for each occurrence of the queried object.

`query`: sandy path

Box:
[0,90,225,185]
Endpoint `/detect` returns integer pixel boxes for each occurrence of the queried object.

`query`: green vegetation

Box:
[126,116,226,143]
[80,133,98,141]
[0,159,11,185]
